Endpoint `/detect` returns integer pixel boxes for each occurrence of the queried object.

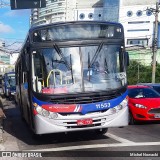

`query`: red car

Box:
[128,85,160,124]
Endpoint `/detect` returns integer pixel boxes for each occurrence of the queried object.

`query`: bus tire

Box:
[94,128,108,135]
[32,132,42,140]
[19,101,25,121]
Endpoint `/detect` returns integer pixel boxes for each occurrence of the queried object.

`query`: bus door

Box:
[20,50,30,124]
[20,71,30,123]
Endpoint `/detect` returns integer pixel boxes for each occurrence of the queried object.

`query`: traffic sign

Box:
[10,0,46,10]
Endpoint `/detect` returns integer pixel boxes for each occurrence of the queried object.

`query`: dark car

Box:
[137,83,160,94]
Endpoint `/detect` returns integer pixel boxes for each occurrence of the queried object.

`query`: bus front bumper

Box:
[34,107,128,135]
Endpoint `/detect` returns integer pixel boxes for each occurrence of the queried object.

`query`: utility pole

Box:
[148,2,159,83]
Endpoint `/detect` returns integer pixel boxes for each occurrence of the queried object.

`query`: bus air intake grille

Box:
[59,110,108,116]
[50,93,120,104]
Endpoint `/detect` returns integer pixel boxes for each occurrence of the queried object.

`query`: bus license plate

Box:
[77,118,93,126]
[154,114,160,118]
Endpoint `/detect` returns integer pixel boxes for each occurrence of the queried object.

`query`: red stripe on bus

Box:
[33,109,38,115]
[42,104,77,113]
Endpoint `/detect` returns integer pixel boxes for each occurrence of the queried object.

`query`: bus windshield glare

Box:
[32,24,123,41]
[32,44,126,94]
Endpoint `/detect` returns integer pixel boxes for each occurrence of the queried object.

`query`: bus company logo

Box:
[50,106,69,109]
[74,105,82,112]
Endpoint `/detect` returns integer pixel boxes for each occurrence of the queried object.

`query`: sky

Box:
[0,1,30,48]
[0,1,31,64]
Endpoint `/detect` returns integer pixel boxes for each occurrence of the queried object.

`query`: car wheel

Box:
[129,112,136,125]
[94,128,108,135]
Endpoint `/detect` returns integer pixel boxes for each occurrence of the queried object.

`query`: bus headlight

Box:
[42,110,50,117]
[35,105,58,119]
[108,98,128,115]
[110,108,116,114]
[36,106,43,114]
[50,113,58,119]
[116,104,123,110]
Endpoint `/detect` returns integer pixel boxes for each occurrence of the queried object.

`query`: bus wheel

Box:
[94,128,108,135]
[32,132,42,140]
[129,112,136,125]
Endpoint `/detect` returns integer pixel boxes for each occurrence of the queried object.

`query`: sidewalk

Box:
[0,95,6,143]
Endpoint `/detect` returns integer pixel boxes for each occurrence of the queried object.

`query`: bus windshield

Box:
[32,44,127,94]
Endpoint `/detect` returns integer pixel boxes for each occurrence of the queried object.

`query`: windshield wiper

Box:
[53,43,74,83]
[70,54,74,83]
[89,41,103,68]
[104,58,109,74]
[88,52,91,81]
[53,43,71,70]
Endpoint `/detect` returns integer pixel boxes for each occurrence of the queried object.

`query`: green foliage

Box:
[127,60,160,85]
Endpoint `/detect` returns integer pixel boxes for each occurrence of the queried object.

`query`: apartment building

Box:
[30,0,159,65]
[30,0,103,26]
[119,0,160,65]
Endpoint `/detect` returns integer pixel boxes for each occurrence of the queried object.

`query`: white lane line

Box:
[0,144,5,151]
[25,142,160,152]
[106,133,134,143]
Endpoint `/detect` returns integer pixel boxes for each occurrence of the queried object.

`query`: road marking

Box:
[0,144,5,151]
[25,142,160,152]
[107,133,134,143]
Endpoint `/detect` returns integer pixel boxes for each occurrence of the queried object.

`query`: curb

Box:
[0,96,6,142]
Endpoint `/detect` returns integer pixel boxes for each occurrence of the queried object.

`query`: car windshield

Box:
[128,88,160,98]
[153,86,160,94]
[32,44,127,94]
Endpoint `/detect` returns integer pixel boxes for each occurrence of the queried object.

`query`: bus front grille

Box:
[50,92,121,104]
[65,118,104,129]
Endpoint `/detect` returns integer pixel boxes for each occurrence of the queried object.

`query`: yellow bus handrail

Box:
[47,69,62,87]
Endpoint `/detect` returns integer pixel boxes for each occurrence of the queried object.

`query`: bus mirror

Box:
[125,52,129,67]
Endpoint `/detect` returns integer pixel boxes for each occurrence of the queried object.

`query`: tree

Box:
[126,60,160,85]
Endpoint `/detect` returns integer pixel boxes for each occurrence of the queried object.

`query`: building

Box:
[119,0,160,65]
[30,0,104,26]
[119,0,156,48]
[0,41,13,75]
[30,0,160,65]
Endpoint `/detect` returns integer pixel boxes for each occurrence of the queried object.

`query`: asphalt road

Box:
[1,97,160,160]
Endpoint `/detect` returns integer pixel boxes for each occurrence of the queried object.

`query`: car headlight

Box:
[135,104,147,109]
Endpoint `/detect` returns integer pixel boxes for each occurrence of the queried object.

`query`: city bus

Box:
[2,72,16,99]
[15,21,129,135]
